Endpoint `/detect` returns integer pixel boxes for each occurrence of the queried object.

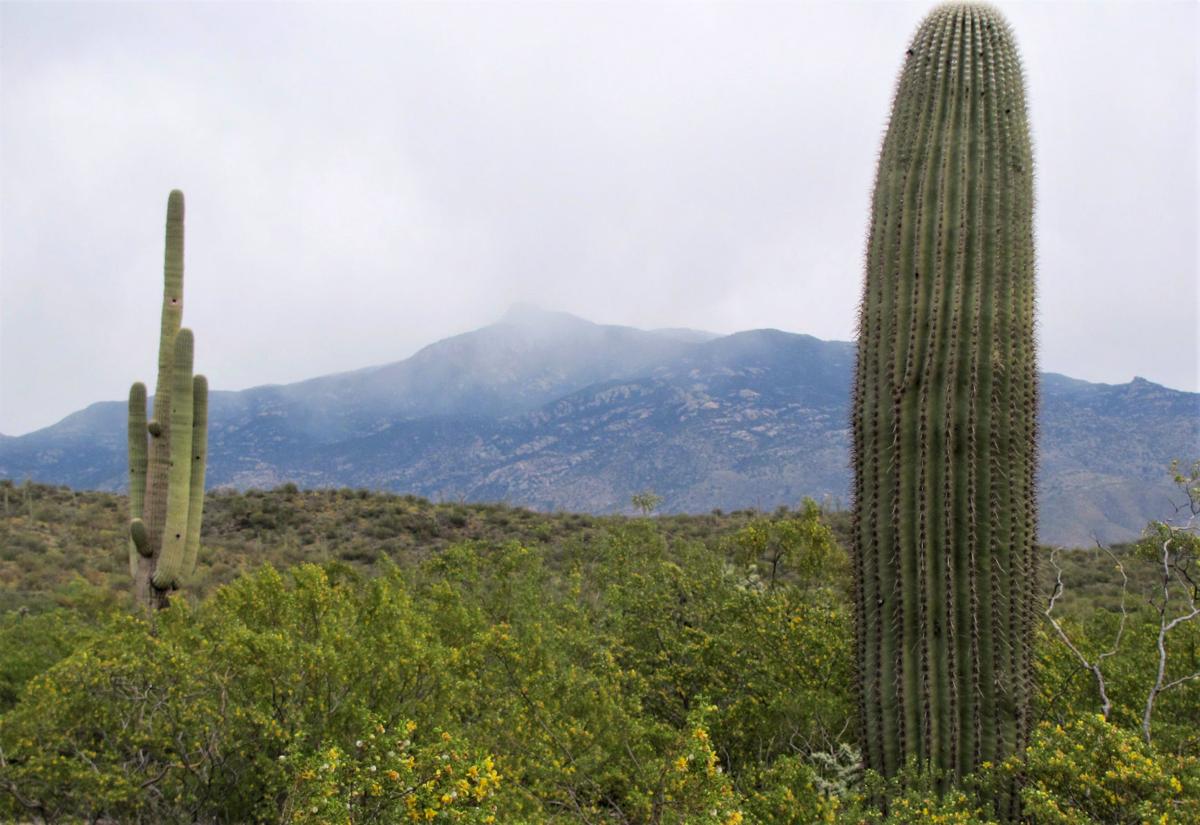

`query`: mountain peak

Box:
[499,303,588,327]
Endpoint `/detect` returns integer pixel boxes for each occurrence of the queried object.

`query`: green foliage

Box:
[0,482,831,603]
[1039,606,1200,757]
[279,721,502,825]
[631,491,663,516]
[410,529,852,822]
[826,713,1200,824]
[728,498,846,590]
[0,606,94,713]
[1039,459,1200,759]
[850,3,1038,784]
[590,525,852,773]
[0,564,463,822]
[0,518,858,823]
[648,707,746,825]
[0,611,222,822]
[845,766,998,824]
[1,489,1198,821]
[1004,714,1199,824]
[739,753,838,824]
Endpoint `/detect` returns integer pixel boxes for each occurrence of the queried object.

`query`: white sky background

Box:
[0,1,1196,435]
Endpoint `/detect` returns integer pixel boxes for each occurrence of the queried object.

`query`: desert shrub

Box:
[0,501,1196,823]
[279,720,502,825]
[0,563,482,823]
[1002,714,1200,824]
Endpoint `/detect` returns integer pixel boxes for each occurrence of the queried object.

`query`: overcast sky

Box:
[1,1,1196,436]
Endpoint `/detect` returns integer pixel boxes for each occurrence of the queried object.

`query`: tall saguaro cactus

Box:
[850,2,1037,794]
[128,190,209,610]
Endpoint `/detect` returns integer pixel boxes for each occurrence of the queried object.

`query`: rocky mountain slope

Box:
[2,307,1196,546]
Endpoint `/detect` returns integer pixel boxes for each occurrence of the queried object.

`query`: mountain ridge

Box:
[2,306,1196,547]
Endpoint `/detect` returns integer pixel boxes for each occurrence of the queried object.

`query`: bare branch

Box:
[1143,510,1200,746]
[1044,545,1126,720]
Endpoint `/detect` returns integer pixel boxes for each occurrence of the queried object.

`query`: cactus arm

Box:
[127,382,148,577]
[182,374,208,580]
[130,518,148,556]
[152,328,195,589]
[127,383,148,515]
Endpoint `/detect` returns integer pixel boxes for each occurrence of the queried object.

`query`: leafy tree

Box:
[728,499,845,589]
[632,492,663,517]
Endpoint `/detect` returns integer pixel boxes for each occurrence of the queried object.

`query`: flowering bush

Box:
[2,517,1198,823]
[281,719,501,825]
[740,753,838,824]
[639,707,746,825]
[1005,714,1200,824]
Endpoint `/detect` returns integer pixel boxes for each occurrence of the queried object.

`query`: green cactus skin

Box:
[130,518,148,556]
[181,374,208,580]
[129,191,208,608]
[151,329,195,590]
[127,382,148,578]
[141,190,185,559]
[849,2,1037,799]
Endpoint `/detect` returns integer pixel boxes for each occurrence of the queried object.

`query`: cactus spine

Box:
[129,190,209,610]
[850,1,1037,796]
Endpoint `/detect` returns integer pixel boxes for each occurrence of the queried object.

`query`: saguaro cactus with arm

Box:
[849,2,1037,799]
[128,190,209,610]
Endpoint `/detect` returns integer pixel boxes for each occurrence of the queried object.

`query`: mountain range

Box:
[2,304,1197,547]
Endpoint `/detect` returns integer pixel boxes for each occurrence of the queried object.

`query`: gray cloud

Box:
[1,1,1196,435]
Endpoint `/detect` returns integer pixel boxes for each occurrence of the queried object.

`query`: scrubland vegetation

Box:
[0,480,1196,823]
[2,6,1195,819]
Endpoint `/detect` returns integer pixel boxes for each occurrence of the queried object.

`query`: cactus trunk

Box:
[151,329,195,589]
[850,2,1037,802]
[130,191,208,610]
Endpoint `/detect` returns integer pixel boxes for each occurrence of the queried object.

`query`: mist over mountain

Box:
[2,306,1196,547]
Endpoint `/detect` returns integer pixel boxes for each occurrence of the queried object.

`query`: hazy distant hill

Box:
[2,306,1196,546]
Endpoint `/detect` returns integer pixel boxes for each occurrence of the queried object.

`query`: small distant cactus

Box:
[128,190,208,610]
[849,0,1037,802]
